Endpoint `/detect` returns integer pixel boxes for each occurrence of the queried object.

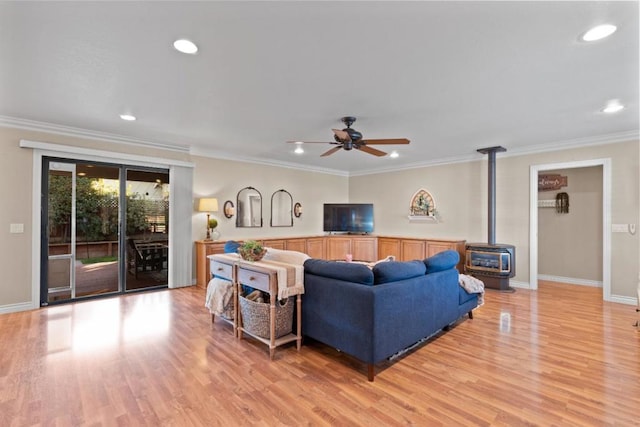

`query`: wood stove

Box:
[465,146,516,291]
[465,243,515,290]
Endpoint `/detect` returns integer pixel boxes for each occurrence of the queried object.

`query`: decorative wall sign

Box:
[408,189,437,222]
[538,174,568,191]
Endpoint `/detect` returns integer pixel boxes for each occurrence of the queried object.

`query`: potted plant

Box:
[238,240,266,262]
[208,218,220,240]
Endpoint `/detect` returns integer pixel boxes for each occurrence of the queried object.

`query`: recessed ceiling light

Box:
[581,24,617,42]
[294,146,304,154]
[602,99,624,113]
[173,39,198,54]
[389,151,399,158]
[119,114,136,121]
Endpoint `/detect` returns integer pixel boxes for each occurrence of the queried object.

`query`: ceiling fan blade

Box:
[332,129,351,141]
[286,141,337,144]
[361,138,410,145]
[321,146,342,157]
[358,145,387,157]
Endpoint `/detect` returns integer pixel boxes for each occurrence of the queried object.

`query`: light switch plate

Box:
[612,224,627,233]
[10,223,24,233]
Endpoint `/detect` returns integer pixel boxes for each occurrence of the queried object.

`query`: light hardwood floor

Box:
[0,281,638,426]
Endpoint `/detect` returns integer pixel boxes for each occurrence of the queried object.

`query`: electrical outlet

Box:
[10,223,24,233]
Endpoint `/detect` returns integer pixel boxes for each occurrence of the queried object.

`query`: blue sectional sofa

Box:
[302,250,478,381]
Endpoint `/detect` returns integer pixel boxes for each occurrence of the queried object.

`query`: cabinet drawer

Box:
[237,268,270,292]
[210,260,233,281]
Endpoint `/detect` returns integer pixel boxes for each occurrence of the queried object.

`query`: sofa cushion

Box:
[372,260,426,285]
[224,240,241,254]
[303,259,374,286]
[424,250,460,273]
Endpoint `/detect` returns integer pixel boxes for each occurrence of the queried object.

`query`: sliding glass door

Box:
[41,158,170,305]
[124,168,170,291]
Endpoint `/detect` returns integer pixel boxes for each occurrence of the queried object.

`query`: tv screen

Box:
[323,203,374,234]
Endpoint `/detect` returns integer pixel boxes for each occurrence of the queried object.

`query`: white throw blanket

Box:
[459,274,485,306]
[205,277,234,319]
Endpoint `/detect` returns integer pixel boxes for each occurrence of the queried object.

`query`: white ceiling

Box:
[1,1,638,175]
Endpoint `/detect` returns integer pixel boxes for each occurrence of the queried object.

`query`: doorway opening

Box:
[529,158,611,301]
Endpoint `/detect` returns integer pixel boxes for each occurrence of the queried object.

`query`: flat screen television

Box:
[323,203,374,234]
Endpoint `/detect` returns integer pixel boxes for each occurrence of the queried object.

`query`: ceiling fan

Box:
[288,116,410,157]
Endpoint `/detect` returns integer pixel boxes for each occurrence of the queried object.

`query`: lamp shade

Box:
[198,198,219,212]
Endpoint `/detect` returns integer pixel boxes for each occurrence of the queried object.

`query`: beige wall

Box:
[1,124,638,310]
[191,155,348,242]
[350,140,639,299]
[538,167,603,282]
[0,127,191,308]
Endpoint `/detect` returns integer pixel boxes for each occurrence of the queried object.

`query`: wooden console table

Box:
[208,254,303,359]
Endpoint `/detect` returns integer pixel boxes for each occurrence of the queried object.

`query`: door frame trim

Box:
[529,158,611,301]
[24,140,193,309]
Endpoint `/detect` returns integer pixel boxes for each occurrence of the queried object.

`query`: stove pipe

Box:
[477,146,506,245]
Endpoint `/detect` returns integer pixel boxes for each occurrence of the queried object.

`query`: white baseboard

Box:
[509,280,530,289]
[608,295,639,306]
[538,274,602,287]
[0,301,37,315]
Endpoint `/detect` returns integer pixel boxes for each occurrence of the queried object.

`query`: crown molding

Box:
[0,115,189,153]
[189,145,350,177]
[2,115,636,177]
[350,130,639,176]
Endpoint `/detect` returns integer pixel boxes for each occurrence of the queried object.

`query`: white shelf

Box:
[408,215,438,223]
[538,199,556,208]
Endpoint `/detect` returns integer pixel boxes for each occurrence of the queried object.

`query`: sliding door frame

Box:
[23,140,194,310]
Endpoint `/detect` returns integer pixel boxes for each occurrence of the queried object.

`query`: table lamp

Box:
[198,198,219,240]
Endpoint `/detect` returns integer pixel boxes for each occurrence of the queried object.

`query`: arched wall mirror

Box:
[236,187,263,228]
[270,189,293,227]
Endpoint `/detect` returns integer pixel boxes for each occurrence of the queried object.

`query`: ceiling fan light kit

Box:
[288,116,410,157]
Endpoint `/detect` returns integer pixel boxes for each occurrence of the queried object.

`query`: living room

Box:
[0,1,639,424]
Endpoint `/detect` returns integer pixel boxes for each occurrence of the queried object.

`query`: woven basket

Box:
[239,296,294,339]
[238,247,267,262]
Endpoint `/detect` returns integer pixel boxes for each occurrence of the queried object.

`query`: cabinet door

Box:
[401,239,425,261]
[426,240,466,271]
[306,238,326,259]
[326,237,351,260]
[352,237,377,262]
[378,238,400,260]
[285,239,307,253]
[262,239,286,250]
[196,241,225,288]
[426,241,454,258]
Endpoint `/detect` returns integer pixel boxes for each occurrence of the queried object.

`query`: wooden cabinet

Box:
[400,239,426,261]
[262,239,285,250]
[195,240,226,288]
[377,237,466,270]
[285,238,307,253]
[378,237,401,259]
[325,235,376,262]
[196,236,466,288]
[427,240,456,258]
[426,239,466,271]
[326,236,351,260]
[352,237,377,262]
[305,238,325,259]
